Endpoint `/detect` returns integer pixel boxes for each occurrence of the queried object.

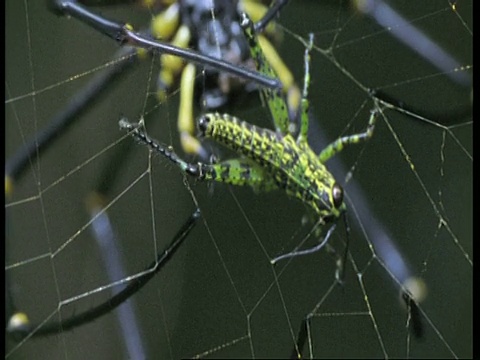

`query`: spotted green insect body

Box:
[198,113,345,221]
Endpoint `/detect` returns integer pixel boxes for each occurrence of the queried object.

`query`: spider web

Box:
[5,1,472,359]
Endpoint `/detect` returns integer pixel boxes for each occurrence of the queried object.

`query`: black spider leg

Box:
[7,208,200,339]
[254,0,290,33]
[5,46,140,339]
[5,46,138,183]
[48,0,282,91]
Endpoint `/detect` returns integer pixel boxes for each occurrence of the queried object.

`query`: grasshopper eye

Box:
[332,183,343,209]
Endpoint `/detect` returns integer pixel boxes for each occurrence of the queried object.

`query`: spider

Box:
[144,0,302,159]
[43,0,301,162]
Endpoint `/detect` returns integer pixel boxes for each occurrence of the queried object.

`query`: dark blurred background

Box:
[6,1,472,359]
